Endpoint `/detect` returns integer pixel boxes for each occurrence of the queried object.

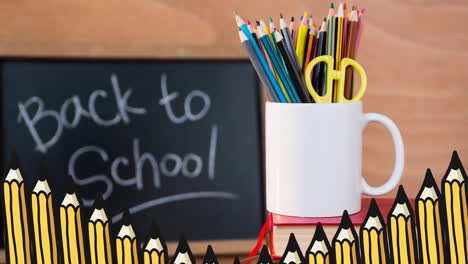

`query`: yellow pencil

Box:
[60,185,86,264]
[442,150,468,263]
[202,245,218,264]
[2,152,31,264]
[359,199,389,264]
[388,185,418,264]
[170,236,195,264]
[306,223,331,264]
[88,196,113,264]
[257,245,273,264]
[116,210,139,264]
[280,233,304,264]
[31,167,58,264]
[142,221,168,264]
[333,2,344,102]
[332,210,360,264]
[295,12,308,69]
[416,168,445,264]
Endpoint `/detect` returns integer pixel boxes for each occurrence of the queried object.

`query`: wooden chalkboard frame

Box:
[0,58,267,255]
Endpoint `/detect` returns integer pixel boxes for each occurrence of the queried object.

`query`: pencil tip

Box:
[203,245,218,264]
[174,235,193,260]
[233,10,238,16]
[313,223,327,241]
[9,150,19,170]
[256,21,261,26]
[121,209,132,226]
[258,245,272,264]
[330,2,335,8]
[94,194,105,210]
[423,168,437,188]
[64,179,76,195]
[395,185,409,204]
[149,220,161,239]
[269,17,273,23]
[367,198,381,218]
[280,233,304,263]
[233,257,241,264]
[280,13,283,18]
[339,210,353,229]
[291,16,295,21]
[449,150,464,170]
[38,162,47,181]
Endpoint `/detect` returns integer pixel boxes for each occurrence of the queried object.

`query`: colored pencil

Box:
[442,151,468,262]
[258,26,301,103]
[115,210,139,264]
[274,30,312,103]
[142,221,168,264]
[416,169,446,264]
[3,152,32,264]
[388,186,418,264]
[280,14,300,68]
[31,167,58,264]
[313,20,328,96]
[235,13,287,102]
[303,17,316,72]
[326,3,336,59]
[344,9,359,99]
[360,199,389,264]
[306,223,331,264]
[289,17,296,47]
[333,3,344,102]
[239,30,279,102]
[332,210,360,264]
[88,196,113,264]
[296,12,309,69]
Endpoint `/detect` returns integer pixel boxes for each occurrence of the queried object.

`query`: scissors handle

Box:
[304,55,334,103]
[336,58,367,103]
[304,55,367,103]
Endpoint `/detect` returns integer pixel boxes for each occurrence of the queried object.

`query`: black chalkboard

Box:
[0,60,264,242]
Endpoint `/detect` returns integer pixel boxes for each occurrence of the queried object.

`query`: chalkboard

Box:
[0,60,264,242]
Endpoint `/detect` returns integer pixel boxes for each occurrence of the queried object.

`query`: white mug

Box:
[265,101,404,217]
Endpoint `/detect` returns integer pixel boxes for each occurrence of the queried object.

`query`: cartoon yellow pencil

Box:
[60,184,86,264]
[202,245,218,264]
[306,223,331,264]
[88,196,113,264]
[31,166,58,264]
[116,210,139,264]
[142,221,168,264]
[332,210,360,264]
[170,236,195,264]
[2,152,31,264]
[416,168,445,264]
[442,150,468,263]
[257,245,273,264]
[233,256,241,264]
[280,233,304,264]
[359,199,389,264]
[388,185,418,264]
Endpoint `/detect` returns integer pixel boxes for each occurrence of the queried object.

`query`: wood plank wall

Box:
[0,0,467,197]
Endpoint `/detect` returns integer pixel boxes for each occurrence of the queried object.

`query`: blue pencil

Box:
[235,13,287,103]
[257,26,301,103]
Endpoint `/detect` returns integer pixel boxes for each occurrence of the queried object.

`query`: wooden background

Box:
[0,0,467,198]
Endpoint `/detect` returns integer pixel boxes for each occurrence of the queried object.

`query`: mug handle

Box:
[361,113,405,195]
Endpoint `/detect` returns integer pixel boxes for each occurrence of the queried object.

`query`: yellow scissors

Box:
[304,55,367,103]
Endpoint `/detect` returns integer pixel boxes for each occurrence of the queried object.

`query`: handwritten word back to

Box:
[1,61,263,241]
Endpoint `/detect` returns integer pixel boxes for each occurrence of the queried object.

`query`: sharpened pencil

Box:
[306,223,331,264]
[332,210,360,264]
[280,233,304,264]
[360,199,389,264]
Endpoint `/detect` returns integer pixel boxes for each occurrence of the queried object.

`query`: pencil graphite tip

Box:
[312,223,327,241]
[9,150,20,170]
[233,256,241,264]
[256,20,261,26]
[423,168,437,188]
[279,13,283,18]
[38,162,48,181]
[291,16,295,22]
[94,194,105,210]
[175,235,192,254]
[395,185,409,204]
[367,198,381,218]
[232,10,238,16]
[203,245,218,264]
[330,2,335,8]
[122,209,132,226]
[258,245,273,264]
[285,233,302,253]
[339,210,353,229]
[269,17,274,23]
[149,220,162,239]
[449,150,463,170]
